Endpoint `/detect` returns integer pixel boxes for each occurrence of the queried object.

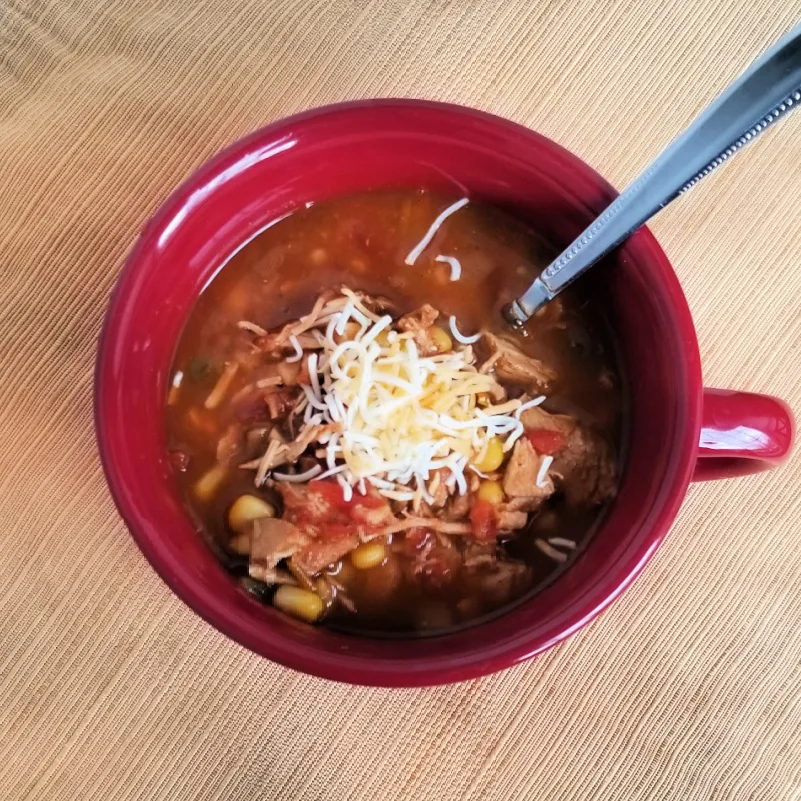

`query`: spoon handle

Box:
[504,22,801,326]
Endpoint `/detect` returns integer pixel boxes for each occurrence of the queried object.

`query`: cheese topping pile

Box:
[285,288,544,502]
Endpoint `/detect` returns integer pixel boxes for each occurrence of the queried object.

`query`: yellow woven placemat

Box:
[2,2,800,799]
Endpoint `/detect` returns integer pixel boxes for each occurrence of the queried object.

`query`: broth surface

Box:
[167,190,624,634]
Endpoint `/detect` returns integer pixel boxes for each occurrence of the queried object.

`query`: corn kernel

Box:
[333,322,361,343]
[228,494,276,533]
[477,480,504,505]
[273,585,324,623]
[472,436,504,472]
[350,542,387,570]
[428,326,452,353]
[193,463,227,502]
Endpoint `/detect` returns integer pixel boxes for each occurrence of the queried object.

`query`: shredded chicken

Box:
[427,470,450,508]
[248,518,311,576]
[248,564,297,585]
[396,303,442,354]
[554,427,617,505]
[519,405,576,437]
[261,482,394,572]
[354,290,398,317]
[477,561,532,606]
[442,492,470,521]
[503,439,554,506]
[255,331,323,358]
[378,517,473,537]
[496,508,528,532]
[291,533,361,574]
[520,405,616,505]
[242,423,340,485]
[480,333,556,391]
[264,389,298,420]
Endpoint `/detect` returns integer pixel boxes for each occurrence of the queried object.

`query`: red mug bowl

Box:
[95,100,794,686]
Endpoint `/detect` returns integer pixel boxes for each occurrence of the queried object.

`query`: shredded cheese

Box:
[548,536,576,550]
[248,287,548,502]
[286,335,304,363]
[273,465,323,482]
[514,396,546,418]
[238,320,268,336]
[448,316,480,345]
[536,455,554,487]
[535,538,568,562]
[404,198,469,265]
[435,255,462,281]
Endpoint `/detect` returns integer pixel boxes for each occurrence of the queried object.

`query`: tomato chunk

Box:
[524,429,566,455]
[470,499,498,541]
[309,479,351,513]
[283,480,393,540]
[309,479,384,515]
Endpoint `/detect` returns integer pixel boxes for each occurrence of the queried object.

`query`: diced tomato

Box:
[311,479,351,512]
[352,492,387,510]
[470,499,498,541]
[290,480,391,548]
[311,479,386,514]
[524,429,566,455]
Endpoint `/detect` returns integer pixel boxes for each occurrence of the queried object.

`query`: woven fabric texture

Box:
[2,2,800,799]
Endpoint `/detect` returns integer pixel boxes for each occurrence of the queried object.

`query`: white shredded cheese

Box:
[502,424,525,452]
[336,473,354,502]
[514,396,546,418]
[435,255,462,281]
[535,538,568,562]
[536,455,554,487]
[404,198,469,265]
[273,465,323,482]
[286,335,304,363]
[238,320,268,336]
[448,316,481,345]
[548,537,576,550]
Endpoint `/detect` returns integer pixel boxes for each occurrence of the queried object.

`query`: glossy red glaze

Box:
[693,389,794,480]
[94,100,794,686]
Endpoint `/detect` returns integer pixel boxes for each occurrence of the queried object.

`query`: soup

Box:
[166,190,624,634]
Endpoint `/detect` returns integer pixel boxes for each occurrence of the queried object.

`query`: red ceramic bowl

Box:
[95,100,794,686]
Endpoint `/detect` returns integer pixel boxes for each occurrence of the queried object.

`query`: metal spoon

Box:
[503,22,801,327]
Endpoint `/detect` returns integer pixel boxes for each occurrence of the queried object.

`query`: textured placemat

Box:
[2,2,800,799]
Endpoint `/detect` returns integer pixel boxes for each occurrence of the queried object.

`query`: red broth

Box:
[166,190,624,635]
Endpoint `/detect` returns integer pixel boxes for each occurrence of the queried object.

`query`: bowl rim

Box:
[95,98,702,685]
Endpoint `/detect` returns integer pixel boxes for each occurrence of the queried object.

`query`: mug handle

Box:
[692,388,795,481]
